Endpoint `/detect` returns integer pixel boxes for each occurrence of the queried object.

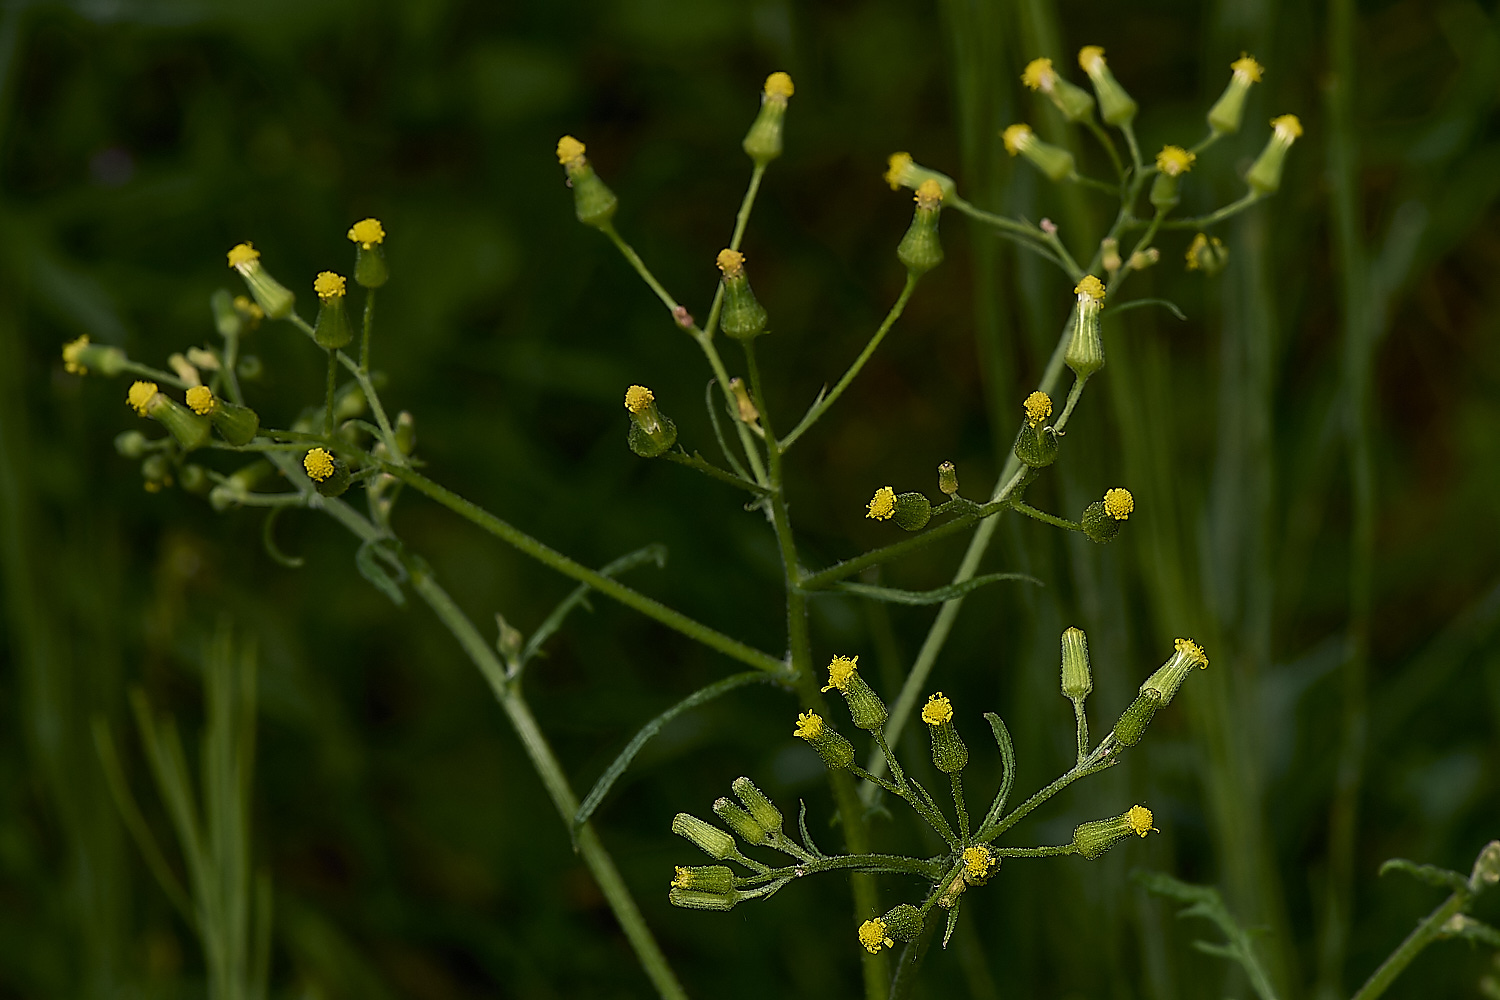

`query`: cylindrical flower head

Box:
[1021,57,1096,122]
[671,812,738,860]
[1014,390,1059,467]
[880,904,924,941]
[731,777,783,836]
[1140,637,1210,706]
[61,335,127,377]
[743,72,795,165]
[715,249,768,339]
[1246,114,1303,195]
[938,461,959,497]
[669,887,740,911]
[1077,46,1137,126]
[962,844,997,884]
[128,382,211,451]
[822,655,887,731]
[227,243,294,320]
[1112,689,1162,746]
[313,271,353,350]
[882,152,957,201]
[1081,487,1133,543]
[1065,275,1107,378]
[892,492,932,531]
[186,386,259,446]
[303,447,350,497]
[1150,146,1196,211]
[347,218,389,288]
[670,865,737,895]
[1072,804,1157,859]
[714,797,770,846]
[922,692,968,773]
[1002,123,1076,182]
[897,180,945,275]
[1185,232,1230,275]
[1061,627,1092,702]
[1207,54,1264,135]
[556,135,618,229]
[624,385,677,458]
[794,711,855,769]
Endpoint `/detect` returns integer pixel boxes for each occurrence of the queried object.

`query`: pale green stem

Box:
[1083,117,1127,180]
[359,288,375,372]
[1160,192,1262,230]
[1347,891,1468,1000]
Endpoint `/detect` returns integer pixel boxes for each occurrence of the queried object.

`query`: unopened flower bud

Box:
[227,243,294,320]
[394,410,416,455]
[185,386,260,446]
[115,430,151,459]
[1208,54,1264,136]
[1072,804,1157,859]
[623,385,677,458]
[897,180,945,275]
[1065,276,1106,379]
[1140,637,1209,706]
[882,152,957,201]
[1061,627,1092,702]
[1002,123,1075,182]
[140,453,173,492]
[922,693,968,773]
[1021,57,1096,122]
[1246,114,1303,195]
[347,218,389,288]
[1101,237,1122,274]
[671,812,738,860]
[938,461,959,497]
[1081,487,1133,543]
[793,711,855,770]
[1470,841,1500,891]
[61,335,127,377]
[731,777,783,837]
[1128,248,1160,271]
[1150,146,1195,211]
[742,72,794,166]
[179,463,210,496]
[714,797,770,846]
[1186,233,1230,275]
[716,249,768,339]
[1113,689,1162,747]
[303,447,350,497]
[556,135,618,229]
[1078,46,1136,126]
[312,272,352,350]
[822,655,886,731]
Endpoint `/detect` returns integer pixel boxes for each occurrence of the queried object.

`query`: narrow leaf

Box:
[798,800,826,859]
[355,539,407,606]
[704,379,750,481]
[978,713,1016,834]
[831,572,1041,606]
[942,901,961,949]
[1103,297,1187,321]
[261,507,304,568]
[521,544,667,667]
[1378,857,1469,892]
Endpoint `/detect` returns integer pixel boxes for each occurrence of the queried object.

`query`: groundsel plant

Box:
[65,50,1322,998]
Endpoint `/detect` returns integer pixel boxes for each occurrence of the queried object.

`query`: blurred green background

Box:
[1,0,1498,997]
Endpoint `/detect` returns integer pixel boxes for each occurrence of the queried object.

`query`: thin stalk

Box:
[220,330,244,405]
[950,772,970,841]
[1072,700,1089,766]
[661,450,771,496]
[949,197,1084,280]
[359,288,375,373]
[122,360,189,390]
[1121,121,1145,173]
[978,738,1117,843]
[1346,891,1468,1000]
[739,853,948,884]
[1072,173,1120,196]
[286,313,405,465]
[323,351,336,436]
[1009,501,1081,532]
[1159,192,1262,230]
[1083,117,1127,180]
[992,844,1077,858]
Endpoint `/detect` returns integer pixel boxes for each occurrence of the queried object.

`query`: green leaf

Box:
[977,713,1015,835]
[704,379,750,481]
[520,544,667,668]
[261,507,304,568]
[797,800,826,859]
[831,572,1041,606]
[1103,297,1187,321]
[942,901,961,949]
[355,539,407,607]
[1378,858,1470,892]
[1134,870,1281,1000]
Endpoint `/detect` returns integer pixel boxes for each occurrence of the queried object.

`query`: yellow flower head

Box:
[1002,123,1034,156]
[914,178,944,210]
[185,385,217,416]
[672,866,692,889]
[1103,487,1133,520]
[1078,45,1106,74]
[1155,145,1195,177]
[1075,275,1106,301]
[858,918,894,954]
[624,385,654,413]
[127,381,158,416]
[763,71,795,100]
[314,271,347,300]
[1271,114,1303,143]
[1023,390,1052,427]
[347,218,386,249]
[794,710,825,739]
[963,844,996,879]
[921,692,953,727]
[1021,57,1056,92]
[822,655,859,693]
[866,486,896,521]
[1126,804,1157,837]
[556,135,587,165]
[716,248,745,277]
[1174,637,1209,669]
[304,447,336,483]
[62,335,90,374]
[226,243,260,269]
[884,151,913,190]
[1231,53,1264,84]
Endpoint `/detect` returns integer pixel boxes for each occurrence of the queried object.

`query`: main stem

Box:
[1347,890,1466,1000]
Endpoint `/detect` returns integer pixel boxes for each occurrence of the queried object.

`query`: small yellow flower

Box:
[1075,275,1106,301]
[226,243,260,270]
[963,844,996,880]
[185,385,218,416]
[921,692,953,726]
[126,381,158,416]
[1002,123,1034,156]
[1174,637,1209,669]
[304,447,336,483]
[1021,57,1056,92]
[866,486,896,521]
[62,335,90,374]
[347,218,386,248]
[624,385,654,413]
[763,71,794,100]
[313,271,347,300]
[914,178,943,210]
[1271,114,1303,143]
[556,135,587,165]
[1126,804,1158,837]
[883,152,913,190]
[1155,145,1195,177]
[794,710,824,739]
[1231,53,1264,84]
[671,866,692,889]
[1103,487,1133,520]
[822,655,859,693]
[858,918,894,954]
[715,249,745,276]
[1023,390,1052,427]
[1078,45,1106,74]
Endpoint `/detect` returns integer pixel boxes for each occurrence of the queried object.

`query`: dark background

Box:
[1,0,1498,997]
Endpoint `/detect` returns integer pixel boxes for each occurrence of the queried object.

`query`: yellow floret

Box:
[1075,275,1106,301]
[1078,46,1106,73]
[1174,637,1209,669]
[1271,114,1303,141]
[716,249,745,276]
[62,335,90,374]
[1126,804,1157,837]
[1102,487,1133,520]
[763,71,794,99]
[303,448,336,483]
[884,152,913,190]
[822,655,859,693]
[127,381,158,416]
[347,218,386,248]
[313,271,347,299]
[226,243,260,269]
[963,844,996,879]
[921,692,953,726]
[185,386,217,416]
[794,711,824,739]
[555,135,587,165]
[858,919,894,954]
[866,486,896,520]
[1023,390,1052,427]
[1155,145,1195,177]
[914,178,943,209]
[1002,123,1033,156]
[1021,57,1055,91]
[624,385,654,413]
[1231,53,1264,83]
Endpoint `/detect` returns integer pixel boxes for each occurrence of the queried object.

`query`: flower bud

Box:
[794,711,855,769]
[115,430,151,459]
[731,777,783,836]
[1208,54,1264,136]
[394,410,416,455]
[185,386,260,446]
[1013,390,1059,467]
[892,492,932,531]
[1139,637,1209,706]
[140,454,173,492]
[882,152,957,201]
[921,692,968,773]
[938,461,959,497]
[1080,487,1133,543]
[61,335,127,377]
[178,463,210,496]
[1112,690,1162,747]
[897,180,945,275]
[1186,233,1229,275]
[303,447,350,498]
[1020,57,1096,122]
[1002,123,1075,182]
[1246,115,1303,195]
[311,272,353,350]
[1471,841,1500,891]
[1150,146,1195,212]
[210,289,245,339]
[822,655,886,731]
[1128,248,1160,271]
[671,812,738,860]
[227,243,294,320]
[715,249,768,339]
[714,797,769,846]
[1078,47,1137,126]
[728,377,759,425]
[742,72,794,166]
[1061,627,1092,702]
[670,865,737,895]
[1065,276,1107,379]
[623,385,677,458]
[962,844,997,884]
[556,136,618,229]
[347,218,389,288]
[128,382,211,451]
[1072,804,1157,859]
[1101,237,1122,274]
[668,887,740,911]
